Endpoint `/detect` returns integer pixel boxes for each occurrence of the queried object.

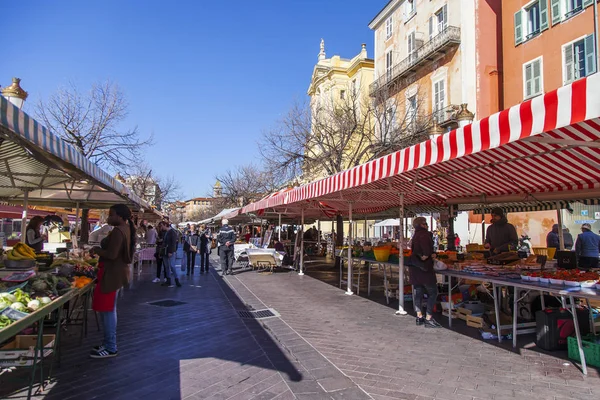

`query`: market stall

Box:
[0,95,151,245]
[235,74,600,373]
[0,242,97,398]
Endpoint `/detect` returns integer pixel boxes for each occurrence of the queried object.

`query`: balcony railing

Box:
[430,104,460,126]
[370,26,461,96]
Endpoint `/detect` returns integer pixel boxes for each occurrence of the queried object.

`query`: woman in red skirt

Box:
[89,204,136,359]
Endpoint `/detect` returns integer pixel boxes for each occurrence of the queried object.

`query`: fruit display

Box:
[72,276,93,288]
[6,243,37,261]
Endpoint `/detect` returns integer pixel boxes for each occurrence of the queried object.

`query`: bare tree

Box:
[260,81,432,182]
[36,80,153,171]
[36,80,153,242]
[121,164,182,210]
[216,164,282,208]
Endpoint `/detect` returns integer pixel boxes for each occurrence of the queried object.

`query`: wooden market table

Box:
[437,269,599,375]
[0,281,95,399]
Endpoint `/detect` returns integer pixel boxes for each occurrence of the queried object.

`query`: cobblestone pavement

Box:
[225,264,600,400]
[0,252,369,400]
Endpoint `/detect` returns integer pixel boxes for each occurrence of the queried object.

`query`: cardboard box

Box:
[466,314,485,328]
[0,335,55,366]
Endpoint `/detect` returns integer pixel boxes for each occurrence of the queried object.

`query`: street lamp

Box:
[1,77,28,109]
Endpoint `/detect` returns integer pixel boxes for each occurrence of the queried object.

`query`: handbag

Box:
[159,246,168,258]
[211,239,217,249]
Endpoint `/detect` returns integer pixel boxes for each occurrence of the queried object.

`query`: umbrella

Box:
[373,218,400,227]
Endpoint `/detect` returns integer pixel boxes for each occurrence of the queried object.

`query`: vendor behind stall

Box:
[25,216,46,252]
[484,208,518,254]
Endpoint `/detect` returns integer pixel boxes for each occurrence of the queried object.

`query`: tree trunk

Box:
[80,209,90,244]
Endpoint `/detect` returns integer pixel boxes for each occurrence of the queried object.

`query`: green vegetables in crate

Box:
[13,289,32,305]
[0,315,12,328]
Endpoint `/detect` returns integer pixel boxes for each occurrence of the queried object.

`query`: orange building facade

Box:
[369,0,503,134]
[502,0,598,108]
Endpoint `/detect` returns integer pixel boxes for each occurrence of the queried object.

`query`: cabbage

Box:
[27,300,40,311]
[0,300,9,309]
[10,302,26,311]
[0,293,17,303]
[38,297,52,305]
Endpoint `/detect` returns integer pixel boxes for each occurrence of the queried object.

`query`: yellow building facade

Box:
[305,40,375,182]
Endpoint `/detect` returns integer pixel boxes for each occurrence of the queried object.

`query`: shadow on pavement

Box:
[0,257,302,400]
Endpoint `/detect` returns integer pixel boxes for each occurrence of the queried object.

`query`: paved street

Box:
[2,253,600,400]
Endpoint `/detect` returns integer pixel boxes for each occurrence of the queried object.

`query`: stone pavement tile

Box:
[250,381,294,400]
[285,379,323,394]
[328,387,372,399]
[308,367,344,380]
[317,376,356,392]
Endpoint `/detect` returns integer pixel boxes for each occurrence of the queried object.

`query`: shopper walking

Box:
[161,223,181,287]
[199,225,211,273]
[185,225,200,276]
[575,223,600,270]
[410,217,441,328]
[89,204,135,358]
[217,219,236,275]
[152,222,166,283]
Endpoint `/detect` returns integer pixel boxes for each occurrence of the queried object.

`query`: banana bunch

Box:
[6,243,36,261]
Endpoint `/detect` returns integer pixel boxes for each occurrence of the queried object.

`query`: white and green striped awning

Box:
[0,95,149,210]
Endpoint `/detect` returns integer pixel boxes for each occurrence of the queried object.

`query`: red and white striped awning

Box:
[241,74,600,218]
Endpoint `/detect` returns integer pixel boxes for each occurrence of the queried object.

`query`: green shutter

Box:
[585,34,597,75]
[540,0,549,31]
[525,64,533,98]
[564,44,574,83]
[515,11,523,45]
[584,0,594,8]
[533,60,542,95]
[551,0,562,25]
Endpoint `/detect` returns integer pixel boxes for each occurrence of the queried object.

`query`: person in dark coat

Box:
[546,224,575,252]
[198,225,211,274]
[410,217,441,328]
[484,208,518,254]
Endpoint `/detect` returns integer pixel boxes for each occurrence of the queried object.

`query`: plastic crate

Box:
[568,335,600,367]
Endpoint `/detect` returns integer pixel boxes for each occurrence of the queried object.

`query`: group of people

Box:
[150,222,213,286]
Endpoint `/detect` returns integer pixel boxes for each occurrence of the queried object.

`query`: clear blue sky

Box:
[3,0,385,200]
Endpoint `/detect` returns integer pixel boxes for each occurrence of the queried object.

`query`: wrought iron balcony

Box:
[370,26,461,97]
[430,104,460,127]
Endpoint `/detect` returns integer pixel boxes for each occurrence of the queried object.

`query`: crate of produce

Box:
[568,335,600,367]
[0,335,55,367]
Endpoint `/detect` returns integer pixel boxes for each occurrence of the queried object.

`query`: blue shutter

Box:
[515,11,523,45]
[525,63,533,98]
[429,16,433,39]
[551,0,562,25]
[585,34,597,76]
[540,0,549,31]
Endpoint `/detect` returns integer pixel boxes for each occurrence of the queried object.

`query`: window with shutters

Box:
[432,79,446,123]
[386,16,393,40]
[563,34,596,84]
[515,1,549,45]
[407,31,416,62]
[404,0,416,22]
[429,4,448,39]
[386,50,393,80]
[523,57,543,99]
[552,0,593,25]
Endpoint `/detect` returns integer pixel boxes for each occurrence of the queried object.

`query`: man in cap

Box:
[217,219,236,275]
[484,207,518,254]
[575,223,600,270]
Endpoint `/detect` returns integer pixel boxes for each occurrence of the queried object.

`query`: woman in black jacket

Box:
[410,217,441,328]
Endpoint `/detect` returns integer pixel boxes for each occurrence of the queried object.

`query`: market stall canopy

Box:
[197,208,240,225]
[0,204,51,219]
[373,219,400,227]
[241,75,600,217]
[0,96,149,210]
